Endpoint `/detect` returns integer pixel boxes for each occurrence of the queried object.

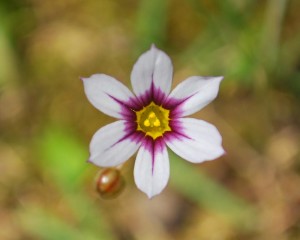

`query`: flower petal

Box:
[82,74,139,119]
[131,45,173,104]
[134,137,169,198]
[165,118,224,163]
[88,120,143,167]
[165,76,223,117]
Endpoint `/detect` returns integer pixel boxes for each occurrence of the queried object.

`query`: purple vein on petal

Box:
[109,121,143,149]
[141,136,165,175]
[153,138,165,174]
[163,93,197,117]
[139,137,153,174]
[107,94,141,120]
[137,81,168,107]
[152,82,168,105]
[164,119,192,142]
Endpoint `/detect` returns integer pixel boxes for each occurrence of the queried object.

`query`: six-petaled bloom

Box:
[82,45,225,198]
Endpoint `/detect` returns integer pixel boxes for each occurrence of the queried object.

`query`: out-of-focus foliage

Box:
[1,0,300,239]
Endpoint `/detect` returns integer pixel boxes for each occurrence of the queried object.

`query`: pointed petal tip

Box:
[146,192,153,199]
[210,76,224,84]
[217,75,224,80]
[143,189,159,199]
[86,154,103,166]
[81,73,107,80]
[86,155,121,168]
[87,157,101,166]
[199,148,225,163]
[147,194,155,199]
[80,74,98,81]
[221,148,227,156]
[150,43,157,50]
[213,147,226,159]
[217,76,224,82]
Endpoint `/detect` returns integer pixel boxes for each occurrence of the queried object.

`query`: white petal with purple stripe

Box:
[131,45,173,104]
[134,137,170,198]
[165,76,223,117]
[165,118,224,163]
[89,120,143,167]
[82,74,139,119]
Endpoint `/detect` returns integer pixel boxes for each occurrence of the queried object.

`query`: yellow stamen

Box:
[144,119,150,127]
[149,112,156,118]
[153,119,160,127]
[135,102,171,140]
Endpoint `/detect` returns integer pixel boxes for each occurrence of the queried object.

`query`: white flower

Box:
[82,45,224,198]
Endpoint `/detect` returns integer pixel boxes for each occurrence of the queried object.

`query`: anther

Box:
[149,112,156,119]
[144,119,150,127]
[153,119,161,127]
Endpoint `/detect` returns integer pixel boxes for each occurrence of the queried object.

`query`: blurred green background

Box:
[1,0,300,239]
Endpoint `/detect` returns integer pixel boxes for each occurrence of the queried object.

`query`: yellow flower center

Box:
[136,102,171,140]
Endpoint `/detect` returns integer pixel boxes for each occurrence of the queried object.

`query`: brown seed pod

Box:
[96,168,125,199]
